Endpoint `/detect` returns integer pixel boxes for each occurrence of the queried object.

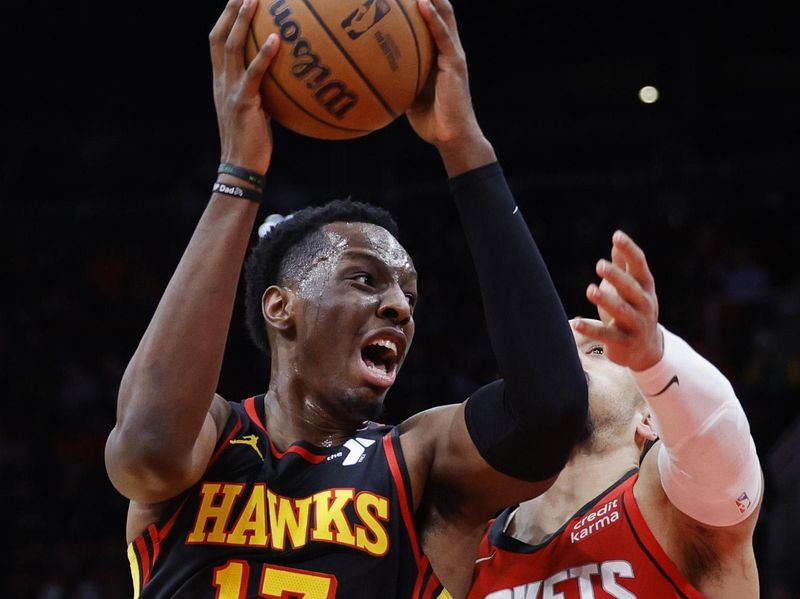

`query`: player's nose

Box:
[377,284,412,325]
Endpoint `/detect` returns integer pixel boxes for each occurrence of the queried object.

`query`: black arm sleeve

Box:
[451,162,588,481]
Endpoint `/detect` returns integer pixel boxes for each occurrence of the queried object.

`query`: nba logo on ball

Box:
[341,0,391,40]
[246,0,434,139]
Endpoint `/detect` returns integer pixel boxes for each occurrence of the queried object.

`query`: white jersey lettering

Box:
[568,563,599,598]
[542,569,568,599]
[600,561,637,599]
[482,560,638,599]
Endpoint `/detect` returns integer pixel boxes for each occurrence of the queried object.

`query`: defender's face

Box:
[290,222,417,418]
[570,319,642,439]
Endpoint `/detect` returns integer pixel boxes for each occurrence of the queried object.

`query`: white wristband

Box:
[631,326,762,527]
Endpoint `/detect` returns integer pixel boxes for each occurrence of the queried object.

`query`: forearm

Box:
[632,326,762,526]
[436,131,497,178]
[115,189,259,456]
[453,163,588,480]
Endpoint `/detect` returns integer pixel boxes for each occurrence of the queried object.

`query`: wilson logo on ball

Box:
[341,0,391,40]
[248,0,433,139]
[269,0,359,120]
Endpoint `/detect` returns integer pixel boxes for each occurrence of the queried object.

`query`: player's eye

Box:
[352,273,373,286]
[404,292,417,307]
[588,345,605,355]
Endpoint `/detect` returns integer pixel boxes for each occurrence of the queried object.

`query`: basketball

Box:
[246,0,434,140]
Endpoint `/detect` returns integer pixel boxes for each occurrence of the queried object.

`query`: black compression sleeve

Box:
[451,162,588,481]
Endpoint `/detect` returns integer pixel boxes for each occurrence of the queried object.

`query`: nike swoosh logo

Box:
[650,375,679,397]
[475,552,496,565]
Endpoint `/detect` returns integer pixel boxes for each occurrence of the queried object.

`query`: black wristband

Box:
[218,163,266,189]
[212,181,262,203]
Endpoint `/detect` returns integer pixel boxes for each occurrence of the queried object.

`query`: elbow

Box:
[105,424,192,503]
[107,422,166,470]
[513,375,589,478]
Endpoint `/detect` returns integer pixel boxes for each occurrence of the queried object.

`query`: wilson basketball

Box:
[247,0,434,140]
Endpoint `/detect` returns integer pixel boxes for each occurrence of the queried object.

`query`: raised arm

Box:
[104,0,279,504]
[574,230,763,525]
[575,230,762,594]
[402,0,588,522]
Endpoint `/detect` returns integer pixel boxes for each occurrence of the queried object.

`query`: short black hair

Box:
[244,199,400,355]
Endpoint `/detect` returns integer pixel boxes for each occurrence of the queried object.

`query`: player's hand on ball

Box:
[407,0,482,148]
[210,0,279,174]
[574,231,664,372]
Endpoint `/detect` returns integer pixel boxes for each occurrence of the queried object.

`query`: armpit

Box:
[680,521,723,588]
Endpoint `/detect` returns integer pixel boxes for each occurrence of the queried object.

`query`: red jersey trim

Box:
[208,416,243,469]
[147,524,161,566]
[412,557,447,599]
[621,479,706,598]
[244,396,267,433]
[244,396,328,464]
[134,535,151,586]
[269,442,328,463]
[125,487,192,582]
[157,495,189,543]
[421,564,445,599]
[383,431,423,566]
[412,555,431,598]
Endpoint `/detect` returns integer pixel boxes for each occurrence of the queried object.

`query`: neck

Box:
[262,367,369,450]
[507,444,639,545]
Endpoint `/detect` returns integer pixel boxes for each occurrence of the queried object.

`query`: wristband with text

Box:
[212,181,262,203]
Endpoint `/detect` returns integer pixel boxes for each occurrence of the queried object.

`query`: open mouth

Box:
[360,338,400,386]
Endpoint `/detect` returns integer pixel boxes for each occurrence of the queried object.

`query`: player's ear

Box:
[262,285,296,332]
[635,411,658,447]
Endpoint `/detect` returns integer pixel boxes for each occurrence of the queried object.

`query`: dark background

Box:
[2,1,800,596]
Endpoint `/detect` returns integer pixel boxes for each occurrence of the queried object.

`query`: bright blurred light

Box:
[639,85,660,104]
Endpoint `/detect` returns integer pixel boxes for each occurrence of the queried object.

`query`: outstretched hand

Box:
[210,0,279,175]
[407,0,493,174]
[574,231,664,372]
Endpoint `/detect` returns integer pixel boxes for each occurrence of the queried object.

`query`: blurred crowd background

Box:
[2,1,799,597]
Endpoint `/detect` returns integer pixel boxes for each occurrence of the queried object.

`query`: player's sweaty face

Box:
[291,222,417,417]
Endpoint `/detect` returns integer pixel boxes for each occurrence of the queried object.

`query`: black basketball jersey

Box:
[127,395,450,599]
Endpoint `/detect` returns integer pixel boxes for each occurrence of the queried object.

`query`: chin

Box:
[334,390,387,423]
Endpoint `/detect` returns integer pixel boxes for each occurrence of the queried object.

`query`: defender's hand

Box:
[210,0,279,174]
[407,0,484,151]
[574,231,664,372]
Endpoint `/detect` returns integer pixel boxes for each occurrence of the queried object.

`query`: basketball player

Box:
[469,231,763,599]
[104,0,588,597]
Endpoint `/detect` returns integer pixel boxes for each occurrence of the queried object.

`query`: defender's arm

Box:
[577,231,762,596]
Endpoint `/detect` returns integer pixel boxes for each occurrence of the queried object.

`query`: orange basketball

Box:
[246,0,434,140]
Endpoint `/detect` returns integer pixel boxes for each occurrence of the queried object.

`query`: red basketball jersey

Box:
[469,470,705,599]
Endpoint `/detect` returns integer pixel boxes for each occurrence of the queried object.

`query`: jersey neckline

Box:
[489,468,639,553]
[245,394,389,459]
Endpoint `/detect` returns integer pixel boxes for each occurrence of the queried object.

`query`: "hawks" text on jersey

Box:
[187,483,390,556]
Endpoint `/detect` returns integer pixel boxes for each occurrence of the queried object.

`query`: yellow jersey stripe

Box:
[127,542,141,599]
